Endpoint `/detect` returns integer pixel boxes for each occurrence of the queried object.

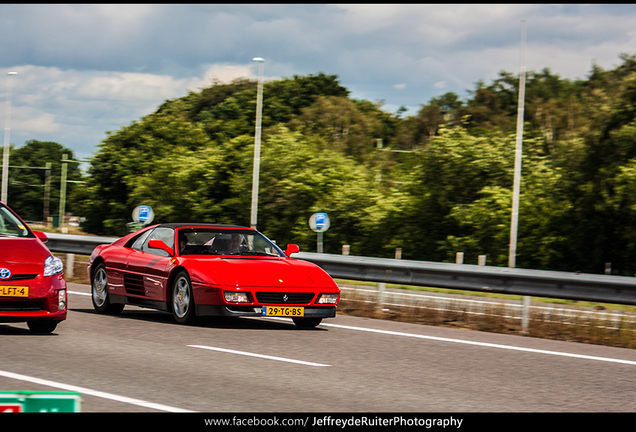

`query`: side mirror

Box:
[33,230,48,243]
[284,244,300,257]
[148,239,174,256]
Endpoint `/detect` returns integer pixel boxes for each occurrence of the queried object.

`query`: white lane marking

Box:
[0,370,193,413]
[69,290,90,296]
[317,322,636,366]
[188,345,331,367]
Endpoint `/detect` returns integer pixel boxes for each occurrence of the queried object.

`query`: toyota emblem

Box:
[0,268,11,280]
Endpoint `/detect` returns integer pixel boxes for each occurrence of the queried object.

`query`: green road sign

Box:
[0,391,82,412]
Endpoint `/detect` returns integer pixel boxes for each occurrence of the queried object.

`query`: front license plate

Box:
[262,306,304,317]
[0,285,28,297]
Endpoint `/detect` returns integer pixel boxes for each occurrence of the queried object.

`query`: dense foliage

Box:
[5,140,82,223]
[11,56,636,275]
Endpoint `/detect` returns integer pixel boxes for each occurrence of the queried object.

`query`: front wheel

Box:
[292,317,323,329]
[92,263,124,315]
[172,271,196,324]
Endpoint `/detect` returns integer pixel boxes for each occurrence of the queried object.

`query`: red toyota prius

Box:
[88,223,340,328]
[0,202,67,333]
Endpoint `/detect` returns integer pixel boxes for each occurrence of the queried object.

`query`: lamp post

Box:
[1,71,17,203]
[250,57,265,229]
[509,21,528,332]
[509,21,526,270]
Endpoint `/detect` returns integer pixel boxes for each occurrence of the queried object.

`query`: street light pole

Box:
[250,57,265,229]
[1,71,18,203]
[509,21,529,332]
[509,21,526,269]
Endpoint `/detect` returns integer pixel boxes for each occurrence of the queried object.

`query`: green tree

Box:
[442,156,571,269]
[288,96,384,163]
[226,126,381,253]
[6,140,82,222]
[78,113,213,235]
[185,73,350,144]
[370,127,516,262]
[566,55,636,274]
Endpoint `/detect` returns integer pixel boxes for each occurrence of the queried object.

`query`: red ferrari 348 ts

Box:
[0,201,67,334]
[88,223,340,328]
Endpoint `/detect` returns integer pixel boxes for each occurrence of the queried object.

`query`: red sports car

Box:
[88,223,340,328]
[0,202,67,334]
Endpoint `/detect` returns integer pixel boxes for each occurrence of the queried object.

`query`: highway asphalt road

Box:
[2,282,636,414]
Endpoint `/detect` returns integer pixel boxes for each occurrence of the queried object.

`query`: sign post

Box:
[309,212,330,253]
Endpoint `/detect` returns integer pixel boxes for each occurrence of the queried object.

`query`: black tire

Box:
[172,271,196,324]
[27,320,59,334]
[91,263,124,315]
[292,317,323,329]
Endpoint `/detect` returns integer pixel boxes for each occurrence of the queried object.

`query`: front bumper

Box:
[0,275,67,323]
[196,304,337,318]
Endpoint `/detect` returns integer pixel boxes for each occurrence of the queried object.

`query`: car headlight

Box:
[317,293,339,304]
[44,255,64,277]
[224,291,251,303]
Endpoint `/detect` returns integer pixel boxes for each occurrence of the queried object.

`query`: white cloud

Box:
[2,62,258,158]
[197,63,256,87]
[75,72,186,101]
[13,108,59,134]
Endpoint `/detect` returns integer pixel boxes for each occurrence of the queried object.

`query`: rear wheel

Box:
[92,263,124,315]
[27,320,59,334]
[172,271,196,324]
[292,317,322,329]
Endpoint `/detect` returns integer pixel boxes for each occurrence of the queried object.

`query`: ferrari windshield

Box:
[0,204,30,237]
[178,228,285,257]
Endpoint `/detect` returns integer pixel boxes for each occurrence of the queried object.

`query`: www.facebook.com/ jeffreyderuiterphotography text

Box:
[204,414,464,428]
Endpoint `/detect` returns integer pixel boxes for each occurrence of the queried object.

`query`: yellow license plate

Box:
[262,306,304,317]
[0,285,29,297]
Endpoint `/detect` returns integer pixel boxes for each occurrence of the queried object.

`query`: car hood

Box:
[0,237,50,274]
[186,257,335,288]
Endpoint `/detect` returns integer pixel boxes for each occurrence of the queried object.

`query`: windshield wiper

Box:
[230,251,280,257]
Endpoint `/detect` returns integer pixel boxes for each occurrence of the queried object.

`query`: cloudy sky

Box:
[0,4,635,163]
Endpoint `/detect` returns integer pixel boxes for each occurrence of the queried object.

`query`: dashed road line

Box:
[188,345,331,367]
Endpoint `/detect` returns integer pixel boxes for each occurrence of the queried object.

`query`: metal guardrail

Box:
[44,232,636,306]
[293,252,636,306]
[45,232,118,255]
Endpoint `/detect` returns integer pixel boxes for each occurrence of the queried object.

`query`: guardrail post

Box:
[521,295,530,333]
[395,248,402,259]
[66,253,74,278]
[377,282,386,310]
[342,245,350,256]
[456,252,464,264]
[478,255,487,266]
